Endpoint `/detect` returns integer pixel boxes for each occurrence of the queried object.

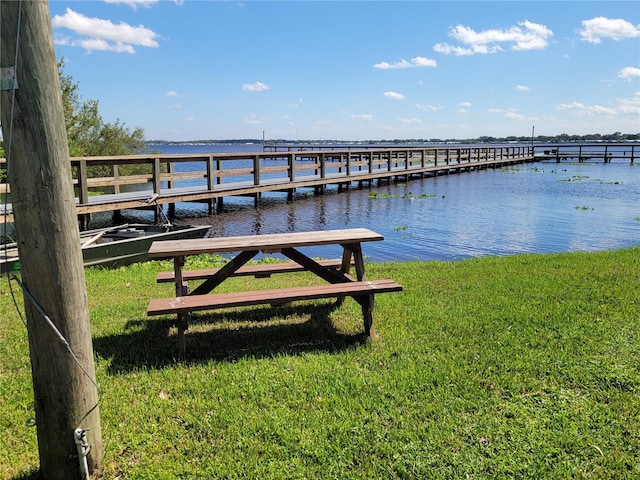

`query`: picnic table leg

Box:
[177,286,189,358]
[350,244,367,281]
[177,313,188,358]
[174,255,186,297]
[348,244,374,336]
[173,255,189,357]
[340,246,353,275]
[361,293,376,338]
[335,247,355,306]
[190,250,258,295]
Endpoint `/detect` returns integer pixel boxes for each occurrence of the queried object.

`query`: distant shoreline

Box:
[146,134,640,148]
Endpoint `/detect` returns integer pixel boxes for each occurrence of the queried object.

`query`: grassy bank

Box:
[1,248,639,479]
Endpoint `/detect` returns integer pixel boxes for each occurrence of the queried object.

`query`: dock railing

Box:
[533,143,637,163]
[1,143,636,225]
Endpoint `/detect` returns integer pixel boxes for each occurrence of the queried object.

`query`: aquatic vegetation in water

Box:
[368,192,401,199]
[368,192,436,200]
[560,175,620,185]
[408,193,436,199]
[393,225,408,231]
[596,179,621,184]
[560,175,590,182]
[575,205,594,211]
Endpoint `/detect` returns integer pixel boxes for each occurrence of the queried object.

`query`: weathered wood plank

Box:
[147,279,402,315]
[148,228,383,258]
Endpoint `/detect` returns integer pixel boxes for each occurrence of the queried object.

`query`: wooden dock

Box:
[535,144,638,163]
[0,143,637,227]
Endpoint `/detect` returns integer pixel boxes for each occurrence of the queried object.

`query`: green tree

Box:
[59,60,146,157]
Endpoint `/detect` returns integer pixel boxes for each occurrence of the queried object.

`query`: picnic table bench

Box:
[146,228,402,356]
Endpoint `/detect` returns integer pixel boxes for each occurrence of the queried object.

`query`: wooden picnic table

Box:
[146,228,402,356]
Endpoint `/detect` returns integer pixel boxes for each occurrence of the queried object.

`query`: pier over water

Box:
[0,143,637,228]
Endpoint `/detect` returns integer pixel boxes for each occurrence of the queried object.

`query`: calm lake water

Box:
[142,143,639,262]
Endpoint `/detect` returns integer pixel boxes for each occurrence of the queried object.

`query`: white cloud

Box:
[373,56,437,69]
[459,102,472,107]
[165,90,181,97]
[556,93,640,116]
[616,92,640,115]
[505,111,526,120]
[384,91,405,100]
[105,0,158,8]
[416,104,442,111]
[52,8,159,53]
[243,115,262,124]
[411,56,438,68]
[433,43,479,56]
[619,67,640,81]
[352,114,374,121]
[105,0,185,6]
[580,17,640,44]
[400,118,422,124]
[75,37,136,54]
[434,20,553,56]
[488,108,537,121]
[514,84,530,91]
[242,81,270,92]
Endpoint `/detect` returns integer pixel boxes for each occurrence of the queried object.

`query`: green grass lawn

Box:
[1,248,639,479]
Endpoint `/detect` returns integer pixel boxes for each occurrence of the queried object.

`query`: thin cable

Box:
[11,275,101,396]
[7,273,27,327]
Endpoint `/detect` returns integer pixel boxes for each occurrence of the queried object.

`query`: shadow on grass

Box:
[93,301,367,374]
[10,471,39,480]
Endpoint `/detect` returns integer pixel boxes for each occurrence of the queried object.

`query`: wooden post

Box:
[319,152,326,178]
[76,158,90,229]
[288,152,296,181]
[0,2,103,479]
[167,160,176,218]
[253,154,260,185]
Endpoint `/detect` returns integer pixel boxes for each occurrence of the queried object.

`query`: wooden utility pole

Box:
[0,1,103,478]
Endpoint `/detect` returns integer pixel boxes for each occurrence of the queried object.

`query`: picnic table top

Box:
[148,228,383,258]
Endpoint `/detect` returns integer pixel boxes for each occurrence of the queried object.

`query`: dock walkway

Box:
[1,143,637,227]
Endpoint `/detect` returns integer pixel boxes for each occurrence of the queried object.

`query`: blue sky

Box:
[49,1,640,141]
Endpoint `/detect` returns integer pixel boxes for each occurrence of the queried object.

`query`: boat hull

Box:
[1,224,211,273]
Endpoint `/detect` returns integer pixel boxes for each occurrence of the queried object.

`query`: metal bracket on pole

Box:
[0,66,18,91]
